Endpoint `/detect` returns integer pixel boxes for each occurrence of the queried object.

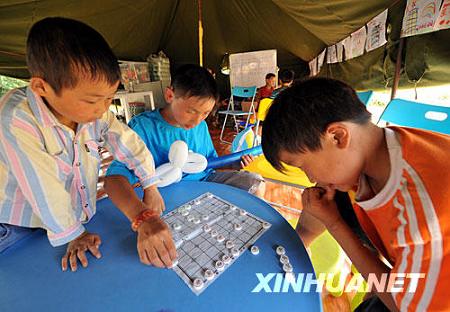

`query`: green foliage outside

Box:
[0,75,27,98]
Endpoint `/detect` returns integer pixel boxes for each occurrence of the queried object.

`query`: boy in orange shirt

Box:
[262,77,450,311]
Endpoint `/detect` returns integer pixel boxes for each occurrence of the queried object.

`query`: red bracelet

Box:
[131,209,159,232]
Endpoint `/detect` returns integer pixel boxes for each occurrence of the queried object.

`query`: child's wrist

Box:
[324,217,345,233]
[143,184,158,195]
[131,209,159,232]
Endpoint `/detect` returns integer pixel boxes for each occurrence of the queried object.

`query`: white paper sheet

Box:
[351,27,367,58]
[401,0,443,37]
[327,45,338,63]
[317,49,326,72]
[366,9,388,52]
[309,58,318,76]
[435,0,450,30]
[336,41,344,62]
[342,36,353,60]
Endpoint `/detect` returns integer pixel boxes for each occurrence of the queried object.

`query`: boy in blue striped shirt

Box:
[0,17,177,271]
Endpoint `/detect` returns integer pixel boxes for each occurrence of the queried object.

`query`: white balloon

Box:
[168,140,188,168]
[182,152,207,173]
[154,163,182,187]
[151,141,209,188]
[155,162,174,176]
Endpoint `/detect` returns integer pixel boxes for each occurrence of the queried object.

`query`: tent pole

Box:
[390,37,405,100]
[198,0,204,66]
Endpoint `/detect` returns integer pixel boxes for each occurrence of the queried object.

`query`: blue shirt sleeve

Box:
[201,122,218,159]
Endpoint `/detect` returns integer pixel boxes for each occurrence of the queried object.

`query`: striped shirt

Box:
[0,87,156,246]
[354,127,450,311]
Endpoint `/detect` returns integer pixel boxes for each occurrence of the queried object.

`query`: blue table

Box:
[0,181,322,311]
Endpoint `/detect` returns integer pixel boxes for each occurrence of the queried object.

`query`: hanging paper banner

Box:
[326,45,338,63]
[366,9,388,52]
[308,58,318,76]
[341,36,353,60]
[435,0,450,30]
[317,49,326,73]
[350,27,367,58]
[401,0,443,37]
[335,41,344,62]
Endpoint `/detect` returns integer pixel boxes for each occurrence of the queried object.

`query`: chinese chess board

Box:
[162,192,271,295]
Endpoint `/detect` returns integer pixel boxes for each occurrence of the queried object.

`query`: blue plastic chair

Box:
[218,86,257,143]
[379,98,450,135]
[357,90,373,106]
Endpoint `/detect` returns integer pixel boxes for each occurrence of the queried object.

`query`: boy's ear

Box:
[326,122,351,149]
[30,77,53,98]
[164,87,175,104]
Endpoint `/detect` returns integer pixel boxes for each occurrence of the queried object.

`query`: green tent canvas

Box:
[0,0,449,92]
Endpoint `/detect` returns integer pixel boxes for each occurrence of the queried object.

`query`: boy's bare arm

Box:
[104,175,144,220]
[295,211,326,247]
[104,175,177,268]
[302,187,399,312]
[104,175,162,220]
[328,219,398,311]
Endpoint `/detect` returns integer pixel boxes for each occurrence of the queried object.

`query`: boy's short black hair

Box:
[265,73,276,80]
[279,69,295,83]
[26,17,120,95]
[262,77,372,171]
[171,64,218,100]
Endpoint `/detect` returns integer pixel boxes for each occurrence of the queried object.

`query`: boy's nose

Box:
[192,115,203,125]
[95,107,108,118]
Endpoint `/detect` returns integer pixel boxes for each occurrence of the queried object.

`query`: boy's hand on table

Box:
[62,231,102,272]
[136,217,177,268]
[240,154,255,168]
[301,186,343,230]
[143,185,165,214]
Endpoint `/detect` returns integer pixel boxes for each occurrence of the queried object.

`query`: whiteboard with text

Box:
[229,49,277,88]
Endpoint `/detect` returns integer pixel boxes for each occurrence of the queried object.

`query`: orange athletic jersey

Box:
[353,127,450,312]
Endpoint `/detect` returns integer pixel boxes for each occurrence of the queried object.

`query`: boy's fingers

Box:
[312,186,325,196]
[154,240,172,267]
[163,235,178,260]
[88,244,102,259]
[324,186,336,201]
[137,243,151,265]
[61,255,68,271]
[305,189,313,207]
[308,187,326,201]
[92,235,102,247]
[146,247,164,268]
[77,249,89,268]
[69,251,78,272]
